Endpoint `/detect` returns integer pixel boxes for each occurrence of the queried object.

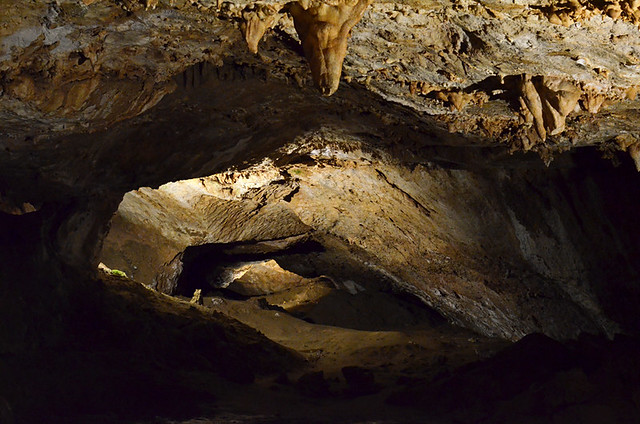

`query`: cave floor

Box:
[200,292,508,386]
[163,278,509,424]
[5,265,639,424]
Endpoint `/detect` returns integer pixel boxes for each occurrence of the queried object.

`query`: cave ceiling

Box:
[2,0,640,206]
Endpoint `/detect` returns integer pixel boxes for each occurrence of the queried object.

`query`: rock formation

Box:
[1,0,640,423]
[286,0,373,95]
[518,75,582,144]
[240,0,372,95]
[241,3,282,54]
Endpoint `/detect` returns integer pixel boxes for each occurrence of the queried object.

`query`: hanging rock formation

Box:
[518,75,583,145]
[241,3,282,54]
[286,0,373,95]
[240,0,372,95]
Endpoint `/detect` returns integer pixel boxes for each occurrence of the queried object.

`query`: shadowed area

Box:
[2,1,640,423]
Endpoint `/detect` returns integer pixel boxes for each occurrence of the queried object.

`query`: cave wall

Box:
[1,1,640,421]
[101,140,639,340]
[0,0,639,350]
[0,0,640,422]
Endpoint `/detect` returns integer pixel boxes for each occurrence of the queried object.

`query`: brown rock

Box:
[287,0,373,96]
[224,260,306,296]
[190,288,203,305]
[518,75,582,143]
[241,4,281,54]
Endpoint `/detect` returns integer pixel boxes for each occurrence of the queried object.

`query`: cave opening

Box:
[95,160,519,423]
[3,3,640,420]
[90,140,640,423]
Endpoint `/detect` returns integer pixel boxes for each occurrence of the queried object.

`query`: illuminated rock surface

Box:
[1,1,640,423]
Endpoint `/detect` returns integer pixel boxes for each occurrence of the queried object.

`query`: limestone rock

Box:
[262,278,335,310]
[241,3,282,54]
[100,147,633,340]
[287,0,373,95]
[2,1,640,422]
[223,259,307,296]
[99,172,311,291]
[190,288,203,305]
[518,75,582,144]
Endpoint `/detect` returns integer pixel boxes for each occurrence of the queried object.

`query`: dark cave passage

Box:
[83,144,640,423]
[99,143,640,341]
[3,2,640,421]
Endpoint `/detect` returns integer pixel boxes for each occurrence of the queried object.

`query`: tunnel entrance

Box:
[164,233,505,400]
[96,151,521,414]
[95,144,640,423]
[174,236,447,330]
[100,217,509,413]
[99,144,640,341]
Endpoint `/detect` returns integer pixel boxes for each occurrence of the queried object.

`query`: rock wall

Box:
[101,140,639,340]
[1,1,640,421]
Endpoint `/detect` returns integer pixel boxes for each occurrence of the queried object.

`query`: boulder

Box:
[224,260,307,296]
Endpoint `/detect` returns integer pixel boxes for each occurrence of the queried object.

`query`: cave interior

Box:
[1,0,640,423]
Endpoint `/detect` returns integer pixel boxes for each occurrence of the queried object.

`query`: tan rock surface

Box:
[224,259,308,295]
[1,1,640,423]
[101,141,630,340]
